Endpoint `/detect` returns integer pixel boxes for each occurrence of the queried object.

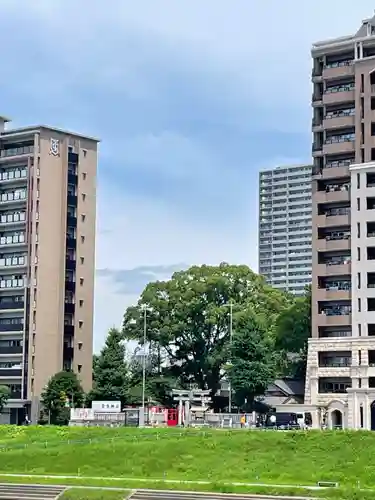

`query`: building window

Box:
[82,172,87,180]
[80,257,84,265]
[81,214,86,222]
[82,193,86,201]
[78,342,83,350]
[78,320,83,328]
[79,278,84,286]
[78,364,82,373]
[81,236,85,244]
[357,173,361,189]
[79,299,84,307]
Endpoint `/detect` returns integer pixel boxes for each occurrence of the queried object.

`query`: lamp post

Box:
[223,301,234,413]
[140,304,152,427]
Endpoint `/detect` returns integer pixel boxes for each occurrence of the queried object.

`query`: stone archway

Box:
[331,409,343,429]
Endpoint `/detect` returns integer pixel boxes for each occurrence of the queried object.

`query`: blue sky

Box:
[0,0,373,350]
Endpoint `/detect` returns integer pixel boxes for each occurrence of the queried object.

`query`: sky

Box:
[0,0,374,351]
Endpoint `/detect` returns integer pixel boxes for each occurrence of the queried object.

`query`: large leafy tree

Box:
[41,371,84,425]
[87,327,130,406]
[123,263,290,402]
[274,286,311,379]
[228,310,276,410]
[0,385,9,413]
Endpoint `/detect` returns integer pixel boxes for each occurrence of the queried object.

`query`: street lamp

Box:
[140,304,152,427]
[222,301,234,413]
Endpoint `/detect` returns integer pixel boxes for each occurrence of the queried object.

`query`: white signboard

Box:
[70,408,94,421]
[92,400,121,413]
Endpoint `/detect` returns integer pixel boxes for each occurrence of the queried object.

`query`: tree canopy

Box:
[228,309,276,410]
[274,286,311,379]
[87,327,130,406]
[123,263,292,404]
[41,371,84,425]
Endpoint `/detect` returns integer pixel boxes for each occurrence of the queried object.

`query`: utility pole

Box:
[228,301,233,414]
[140,304,151,427]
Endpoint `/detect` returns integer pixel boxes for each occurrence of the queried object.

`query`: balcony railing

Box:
[0,191,26,203]
[64,324,74,336]
[0,169,27,182]
[319,360,351,367]
[325,60,353,68]
[0,278,25,289]
[0,368,22,377]
[0,256,26,268]
[0,146,34,158]
[325,134,355,144]
[326,159,353,169]
[325,84,355,93]
[0,300,24,310]
[0,345,22,354]
[0,234,25,246]
[0,212,26,225]
[0,322,23,332]
[325,109,355,119]
[9,391,22,399]
[320,308,352,316]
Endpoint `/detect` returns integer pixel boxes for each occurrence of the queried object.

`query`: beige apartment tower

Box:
[0,116,98,424]
[305,13,375,430]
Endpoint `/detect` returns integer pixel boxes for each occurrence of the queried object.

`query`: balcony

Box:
[323,136,355,155]
[0,345,22,355]
[322,86,355,105]
[0,277,25,290]
[0,300,24,311]
[314,189,350,204]
[0,256,27,270]
[323,111,355,130]
[316,237,350,252]
[316,286,351,301]
[0,146,34,161]
[316,311,351,327]
[67,194,77,206]
[0,368,22,377]
[64,324,74,336]
[320,164,352,180]
[64,302,75,314]
[322,61,354,79]
[0,322,23,332]
[316,262,351,277]
[315,212,350,228]
[0,234,26,248]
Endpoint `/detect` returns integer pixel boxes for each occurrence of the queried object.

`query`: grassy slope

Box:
[0,427,374,488]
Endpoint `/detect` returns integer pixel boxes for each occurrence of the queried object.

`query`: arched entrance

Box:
[331,409,343,429]
[370,402,375,431]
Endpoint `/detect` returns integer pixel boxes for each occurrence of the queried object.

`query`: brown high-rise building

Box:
[0,116,98,424]
[305,14,375,430]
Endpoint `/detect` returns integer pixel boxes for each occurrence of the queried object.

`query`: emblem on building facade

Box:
[49,138,60,156]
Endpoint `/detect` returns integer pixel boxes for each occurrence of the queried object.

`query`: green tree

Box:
[274,286,311,379]
[41,371,84,425]
[123,263,289,403]
[87,327,130,406]
[0,385,10,413]
[228,310,276,411]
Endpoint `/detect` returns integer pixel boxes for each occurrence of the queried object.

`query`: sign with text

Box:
[92,401,121,413]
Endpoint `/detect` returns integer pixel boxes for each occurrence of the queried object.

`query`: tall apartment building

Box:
[0,116,98,424]
[306,13,375,429]
[258,164,312,295]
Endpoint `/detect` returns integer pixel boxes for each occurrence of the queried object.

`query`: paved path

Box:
[0,483,65,499]
[128,490,313,500]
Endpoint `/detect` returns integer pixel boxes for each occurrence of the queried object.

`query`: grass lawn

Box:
[2,426,375,491]
[61,488,130,499]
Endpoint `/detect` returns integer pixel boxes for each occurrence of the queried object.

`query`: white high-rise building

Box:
[258,164,313,295]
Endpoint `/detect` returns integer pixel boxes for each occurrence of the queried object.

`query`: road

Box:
[0,483,65,499]
[128,490,312,500]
